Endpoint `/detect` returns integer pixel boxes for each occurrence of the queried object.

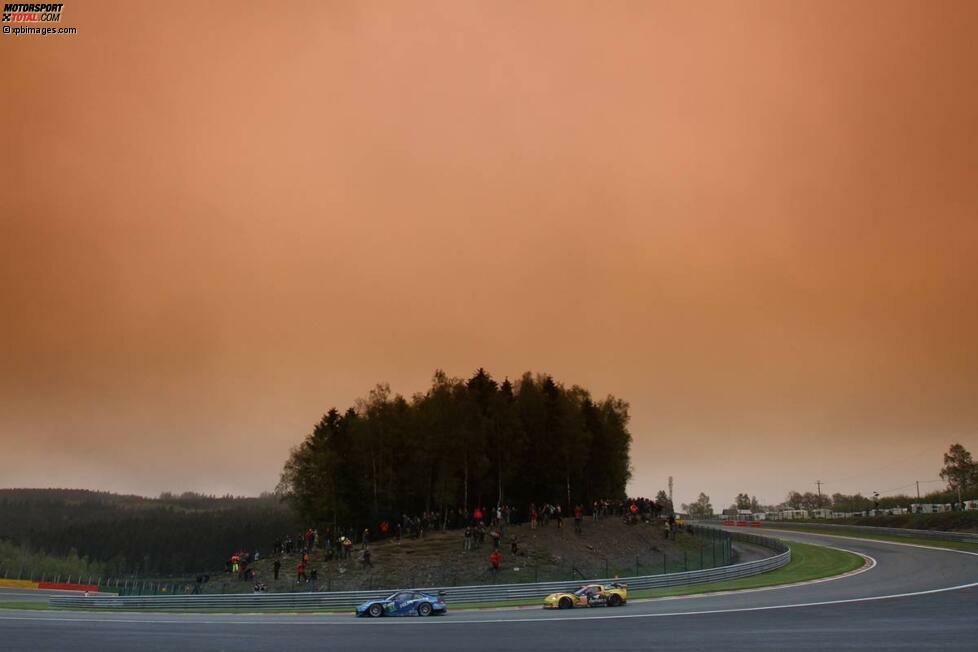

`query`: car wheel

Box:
[558,597,573,609]
[418,602,433,617]
[368,604,383,617]
[609,594,622,607]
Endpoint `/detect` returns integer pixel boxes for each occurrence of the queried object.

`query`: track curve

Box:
[2,530,977,651]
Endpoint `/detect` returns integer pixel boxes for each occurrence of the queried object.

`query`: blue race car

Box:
[355,590,447,617]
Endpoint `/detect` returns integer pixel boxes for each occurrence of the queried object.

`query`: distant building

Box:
[911,503,950,514]
[779,509,809,520]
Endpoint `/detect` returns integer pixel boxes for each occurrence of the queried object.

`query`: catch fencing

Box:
[49,526,789,611]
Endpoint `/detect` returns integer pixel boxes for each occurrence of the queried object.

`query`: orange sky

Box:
[2,0,977,508]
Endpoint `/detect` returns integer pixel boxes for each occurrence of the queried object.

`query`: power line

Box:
[825,443,941,485]
[876,480,939,495]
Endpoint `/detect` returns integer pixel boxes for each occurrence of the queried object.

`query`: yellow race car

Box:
[543,583,628,609]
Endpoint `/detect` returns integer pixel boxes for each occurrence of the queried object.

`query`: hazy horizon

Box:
[2,1,977,509]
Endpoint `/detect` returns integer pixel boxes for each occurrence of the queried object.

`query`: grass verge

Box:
[0,601,52,610]
[627,541,862,599]
[449,541,863,608]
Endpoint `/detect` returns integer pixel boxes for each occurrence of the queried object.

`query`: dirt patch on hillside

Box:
[206,519,753,594]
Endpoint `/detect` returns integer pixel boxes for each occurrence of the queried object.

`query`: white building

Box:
[779,509,809,520]
[910,503,950,514]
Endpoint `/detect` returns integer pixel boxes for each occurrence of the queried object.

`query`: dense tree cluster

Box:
[278,369,632,528]
[940,443,978,500]
[683,492,713,519]
[0,490,298,576]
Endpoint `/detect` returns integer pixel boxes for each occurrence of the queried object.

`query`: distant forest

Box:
[278,369,633,528]
[0,489,298,577]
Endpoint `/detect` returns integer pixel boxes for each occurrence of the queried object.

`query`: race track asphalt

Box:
[2,530,976,651]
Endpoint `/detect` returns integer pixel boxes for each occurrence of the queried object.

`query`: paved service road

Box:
[2,530,976,651]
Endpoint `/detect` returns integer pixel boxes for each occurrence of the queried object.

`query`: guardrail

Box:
[760,521,978,544]
[49,526,789,611]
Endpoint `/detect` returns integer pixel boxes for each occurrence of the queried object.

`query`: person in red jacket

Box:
[296,562,306,583]
[489,549,502,576]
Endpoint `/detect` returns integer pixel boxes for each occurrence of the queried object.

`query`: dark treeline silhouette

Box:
[0,489,299,576]
[278,369,632,529]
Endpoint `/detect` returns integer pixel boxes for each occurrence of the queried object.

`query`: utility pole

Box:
[668,476,674,508]
[815,480,823,499]
[916,481,920,500]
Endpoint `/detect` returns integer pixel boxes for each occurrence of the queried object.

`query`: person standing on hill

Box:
[296,561,306,583]
[489,549,502,576]
[273,559,281,580]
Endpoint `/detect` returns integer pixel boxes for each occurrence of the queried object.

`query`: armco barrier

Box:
[49,527,789,611]
[761,521,978,544]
